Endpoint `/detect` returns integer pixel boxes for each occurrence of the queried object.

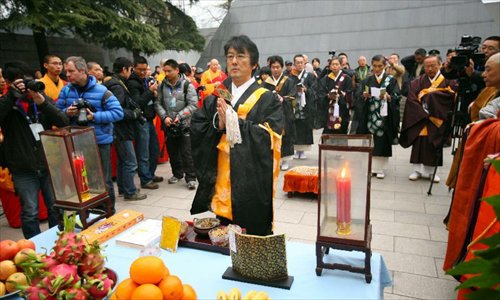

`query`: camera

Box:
[450,35,485,70]
[196,85,206,92]
[23,78,45,93]
[74,98,97,126]
[328,50,336,56]
[147,77,157,85]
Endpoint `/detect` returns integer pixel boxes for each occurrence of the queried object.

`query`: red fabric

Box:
[0,189,48,228]
[444,119,500,270]
[457,159,500,299]
[283,167,319,194]
[155,116,169,163]
[111,144,117,178]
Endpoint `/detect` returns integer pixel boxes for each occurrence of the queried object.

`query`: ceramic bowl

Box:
[193,217,220,236]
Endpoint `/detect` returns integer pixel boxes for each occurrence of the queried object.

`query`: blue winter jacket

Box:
[56,75,124,145]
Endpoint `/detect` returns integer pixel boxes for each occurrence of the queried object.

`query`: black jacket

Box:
[103,75,139,140]
[126,73,156,120]
[0,87,69,173]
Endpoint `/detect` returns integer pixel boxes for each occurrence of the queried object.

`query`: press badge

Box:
[30,123,44,141]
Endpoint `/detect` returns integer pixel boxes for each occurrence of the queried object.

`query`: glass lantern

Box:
[40,126,111,228]
[316,134,373,283]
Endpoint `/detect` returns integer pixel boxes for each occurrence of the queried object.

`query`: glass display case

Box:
[316,134,373,283]
[40,127,111,228]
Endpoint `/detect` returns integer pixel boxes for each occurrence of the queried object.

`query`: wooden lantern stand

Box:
[55,195,113,230]
[315,225,372,283]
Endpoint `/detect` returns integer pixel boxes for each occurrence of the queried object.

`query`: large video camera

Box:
[328,50,336,57]
[450,35,485,70]
[74,98,97,126]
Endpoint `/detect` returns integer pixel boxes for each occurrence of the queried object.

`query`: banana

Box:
[228,288,242,300]
[253,291,269,300]
[217,290,228,300]
[243,290,257,300]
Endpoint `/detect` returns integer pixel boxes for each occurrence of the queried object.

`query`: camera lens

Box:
[25,80,45,93]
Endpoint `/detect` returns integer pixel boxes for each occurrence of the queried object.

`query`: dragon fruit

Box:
[84,273,114,299]
[53,213,85,265]
[78,241,106,277]
[20,285,56,300]
[58,285,89,300]
[42,263,80,295]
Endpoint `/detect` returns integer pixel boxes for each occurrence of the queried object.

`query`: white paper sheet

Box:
[370,87,381,98]
[380,100,388,117]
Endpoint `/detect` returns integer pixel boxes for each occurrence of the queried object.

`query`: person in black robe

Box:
[190,35,284,236]
[400,55,456,183]
[260,55,297,171]
[315,57,353,134]
[357,55,400,179]
[289,54,316,159]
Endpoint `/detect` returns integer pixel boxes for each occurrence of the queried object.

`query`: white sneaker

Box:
[299,152,307,160]
[409,171,421,181]
[293,153,300,159]
[280,162,289,171]
[376,172,385,179]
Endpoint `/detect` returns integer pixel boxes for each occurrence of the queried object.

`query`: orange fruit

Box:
[158,275,183,300]
[115,278,139,300]
[181,284,197,300]
[0,260,17,281]
[129,256,166,285]
[109,293,117,300]
[131,283,163,300]
[163,267,171,279]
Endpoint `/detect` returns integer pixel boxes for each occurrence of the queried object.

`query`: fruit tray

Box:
[0,290,20,299]
[178,221,245,256]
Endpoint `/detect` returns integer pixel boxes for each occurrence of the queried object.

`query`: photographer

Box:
[0,61,69,238]
[155,59,198,190]
[57,56,124,213]
[126,56,162,189]
[103,57,147,201]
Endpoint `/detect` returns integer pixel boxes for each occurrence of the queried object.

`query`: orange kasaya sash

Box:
[211,87,282,221]
[417,74,456,136]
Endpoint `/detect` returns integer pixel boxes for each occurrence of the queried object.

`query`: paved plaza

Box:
[0,130,459,299]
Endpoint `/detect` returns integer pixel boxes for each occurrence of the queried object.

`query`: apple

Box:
[0,240,20,261]
[5,272,27,293]
[0,260,17,281]
[0,281,6,296]
[16,239,36,251]
[14,248,36,265]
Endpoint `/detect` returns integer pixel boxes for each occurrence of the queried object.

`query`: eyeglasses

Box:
[226,54,249,62]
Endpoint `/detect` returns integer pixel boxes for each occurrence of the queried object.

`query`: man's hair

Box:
[424,54,442,64]
[164,59,179,69]
[338,52,348,59]
[293,54,304,63]
[43,55,60,64]
[3,61,33,82]
[414,48,427,57]
[312,58,320,64]
[268,55,284,68]
[223,35,259,66]
[133,56,148,67]
[179,63,192,76]
[446,48,456,56]
[112,57,133,74]
[391,53,400,59]
[87,61,100,70]
[372,55,386,63]
[260,66,271,76]
[484,36,500,44]
[330,56,340,64]
[65,56,88,72]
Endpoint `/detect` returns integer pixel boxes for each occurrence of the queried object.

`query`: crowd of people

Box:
[0,34,499,238]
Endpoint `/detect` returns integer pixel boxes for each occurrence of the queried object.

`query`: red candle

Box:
[336,163,351,234]
[72,152,89,195]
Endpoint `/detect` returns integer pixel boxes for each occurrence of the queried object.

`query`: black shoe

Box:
[124,192,147,201]
[187,181,197,190]
[141,181,159,189]
[153,176,164,183]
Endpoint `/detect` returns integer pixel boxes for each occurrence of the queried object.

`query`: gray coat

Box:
[155,76,198,125]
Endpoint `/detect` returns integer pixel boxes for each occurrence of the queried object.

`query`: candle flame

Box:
[340,162,350,179]
[341,167,347,178]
